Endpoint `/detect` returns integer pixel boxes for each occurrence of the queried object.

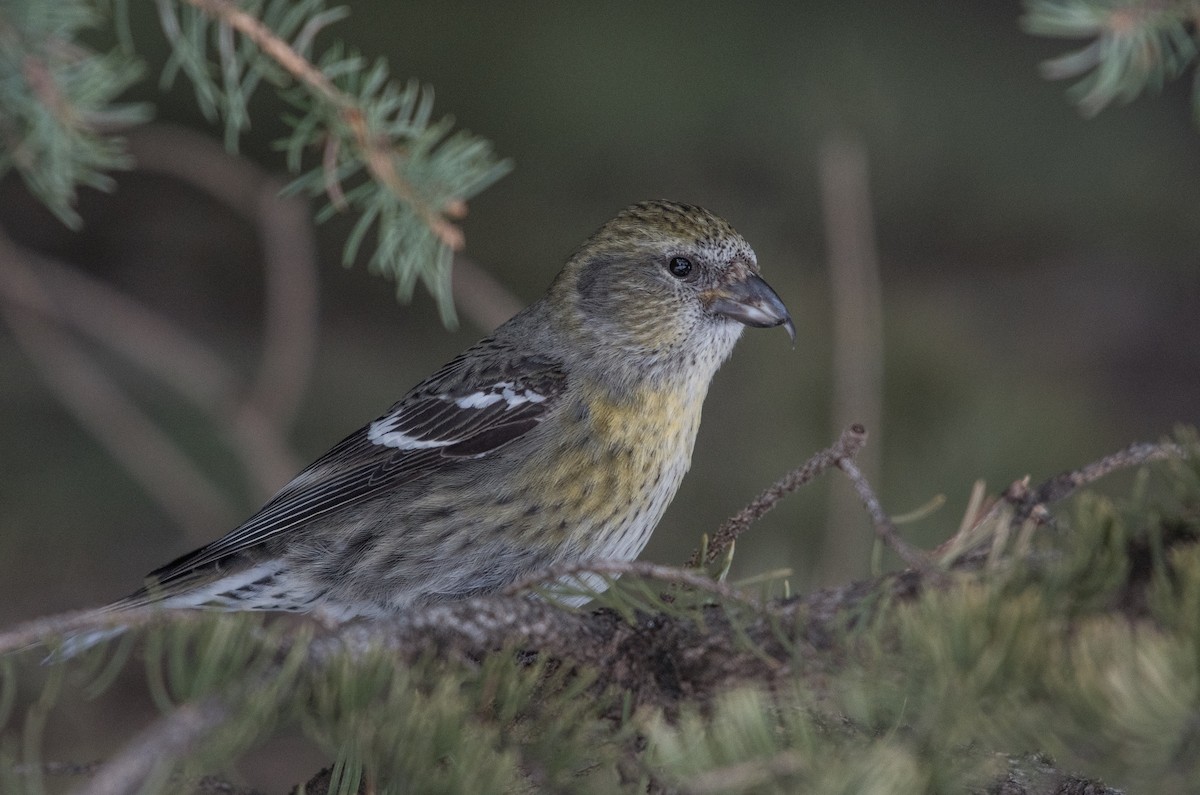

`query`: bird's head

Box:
[549,200,793,380]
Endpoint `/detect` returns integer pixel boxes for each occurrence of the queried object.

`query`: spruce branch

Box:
[163,0,512,324]
[0,0,150,228]
[2,0,512,321]
[1023,0,1200,119]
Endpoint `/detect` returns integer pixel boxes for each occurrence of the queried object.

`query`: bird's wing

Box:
[142,351,568,583]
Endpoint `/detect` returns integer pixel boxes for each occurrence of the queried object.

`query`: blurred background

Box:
[1,0,1198,784]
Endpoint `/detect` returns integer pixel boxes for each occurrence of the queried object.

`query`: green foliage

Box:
[307,649,624,794]
[0,0,512,323]
[649,439,1200,794]
[1023,0,1200,122]
[156,0,346,150]
[281,47,511,325]
[1,438,1197,792]
[0,0,149,229]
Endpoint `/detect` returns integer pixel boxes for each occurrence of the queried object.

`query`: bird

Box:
[56,199,793,655]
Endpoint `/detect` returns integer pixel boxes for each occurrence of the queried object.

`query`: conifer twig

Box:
[686,425,869,568]
[182,0,466,249]
[941,438,1191,567]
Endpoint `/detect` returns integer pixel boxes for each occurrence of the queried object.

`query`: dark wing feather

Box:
[144,351,567,583]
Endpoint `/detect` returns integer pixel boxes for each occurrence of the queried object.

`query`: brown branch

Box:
[2,235,237,405]
[244,155,319,429]
[21,53,74,129]
[181,0,344,109]
[308,597,795,706]
[129,123,321,433]
[686,425,868,568]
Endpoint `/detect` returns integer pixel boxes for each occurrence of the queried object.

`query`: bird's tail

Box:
[40,560,306,662]
[43,624,130,662]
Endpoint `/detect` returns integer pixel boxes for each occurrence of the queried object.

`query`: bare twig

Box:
[836,455,936,573]
[244,162,320,430]
[1006,440,1188,522]
[939,440,1191,567]
[1,239,237,406]
[686,425,869,568]
[0,123,318,546]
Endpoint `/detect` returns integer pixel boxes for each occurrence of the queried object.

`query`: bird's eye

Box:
[667,256,694,279]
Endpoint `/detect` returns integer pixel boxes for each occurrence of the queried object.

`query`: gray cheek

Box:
[574,258,619,319]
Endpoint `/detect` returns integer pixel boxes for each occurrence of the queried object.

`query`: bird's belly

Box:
[539,383,704,561]
[300,383,706,611]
